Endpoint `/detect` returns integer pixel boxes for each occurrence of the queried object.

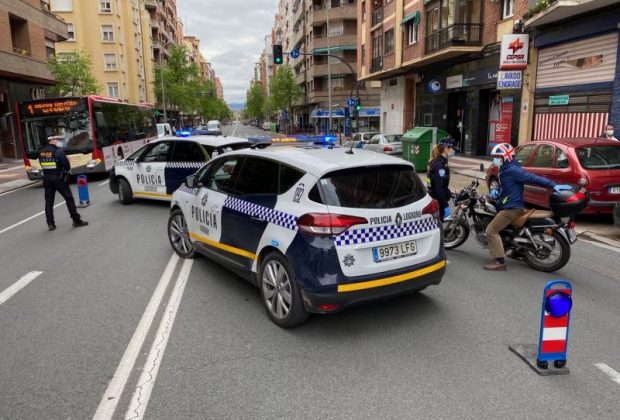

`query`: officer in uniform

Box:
[39,134,88,231]
[427,137,456,221]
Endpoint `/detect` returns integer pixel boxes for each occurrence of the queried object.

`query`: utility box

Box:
[402,127,452,172]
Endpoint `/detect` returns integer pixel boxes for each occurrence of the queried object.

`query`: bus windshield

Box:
[20,98,91,159]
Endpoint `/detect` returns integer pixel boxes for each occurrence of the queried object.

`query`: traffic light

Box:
[355,97,362,111]
[273,44,283,64]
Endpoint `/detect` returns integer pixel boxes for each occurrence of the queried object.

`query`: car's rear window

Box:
[385,135,402,143]
[312,165,426,209]
[576,145,620,170]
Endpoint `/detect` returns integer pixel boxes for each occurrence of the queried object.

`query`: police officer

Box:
[427,137,456,221]
[39,134,88,231]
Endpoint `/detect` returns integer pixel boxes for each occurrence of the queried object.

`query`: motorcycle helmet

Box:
[490,143,515,162]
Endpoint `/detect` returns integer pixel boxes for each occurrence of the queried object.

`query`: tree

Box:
[269,64,301,133]
[47,50,100,97]
[245,82,266,124]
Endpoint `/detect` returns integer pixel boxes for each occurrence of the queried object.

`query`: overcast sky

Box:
[177,0,276,105]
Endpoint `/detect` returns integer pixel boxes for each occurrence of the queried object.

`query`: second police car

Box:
[167,142,446,327]
[109,135,249,203]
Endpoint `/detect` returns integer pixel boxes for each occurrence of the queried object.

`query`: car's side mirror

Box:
[480,163,485,172]
[185,175,198,189]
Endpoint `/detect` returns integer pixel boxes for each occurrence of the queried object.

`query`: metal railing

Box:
[371,56,382,73]
[372,8,383,26]
[424,23,483,54]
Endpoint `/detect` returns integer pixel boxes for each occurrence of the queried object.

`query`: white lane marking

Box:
[98,180,110,187]
[230,121,239,137]
[93,253,180,420]
[579,238,620,254]
[0,202,66,235]
[595,363,620,386]
[125,258,194,420]
[0,182,40,197]
[0,271,43,306]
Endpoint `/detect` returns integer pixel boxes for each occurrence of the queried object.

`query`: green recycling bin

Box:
[402,127,452,172]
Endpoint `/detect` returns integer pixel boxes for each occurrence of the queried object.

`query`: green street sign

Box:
[549,95,569,106]
[154,110,162,117]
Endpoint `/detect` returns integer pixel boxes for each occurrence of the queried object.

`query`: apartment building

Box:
[285,0,380,133]
[51,0,154,104]
[0,0,68,160]
[360,0,529,156]
[145,0,180,64]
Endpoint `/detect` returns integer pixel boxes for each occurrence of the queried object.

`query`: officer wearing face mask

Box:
[484,143,572,271]
[601,124,618,141]
[427,137,456,221]
[39,134,88,231]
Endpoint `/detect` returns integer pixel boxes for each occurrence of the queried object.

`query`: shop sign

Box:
[497,71,522,89]
[536,32,618,89]
[548,95,569,106]
[500,34,529,70]
[463,69,497,87]
[446,75,463,90]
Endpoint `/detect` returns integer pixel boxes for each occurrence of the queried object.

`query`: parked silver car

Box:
[364,134,403,155]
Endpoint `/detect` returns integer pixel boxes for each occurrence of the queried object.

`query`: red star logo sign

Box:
[509,38,524,54]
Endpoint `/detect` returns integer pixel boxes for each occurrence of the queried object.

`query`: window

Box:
[555,148,570,169]
[45,38,55,58]
[407,22,418,45]
[170,142,205,162]
[361,44,365,63]
[514,145,536,166]
[576,146,620,170]
[104,53,117,70]
[235,158,279,195]
[142,142,171,163]
[107,82,119,98]
[503,0,514,19]
[328,22,344,37]
[41,0,51,11]
[280,164,305,194]
[66,22,75,40]
[101,24,114,42]
[99,0,111,13]
[205,157,243,194]
[51,0,73,11]
[330,77,344,89]
[530,145,555,168]
[384,29,394,54]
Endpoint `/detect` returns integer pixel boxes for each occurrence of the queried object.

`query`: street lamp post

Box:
[326,3,332,135]
[160,67,167,123]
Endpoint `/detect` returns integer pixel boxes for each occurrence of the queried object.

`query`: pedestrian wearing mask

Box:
[427,138,456,221]
[601,123,618,141]
[39,134,88,231]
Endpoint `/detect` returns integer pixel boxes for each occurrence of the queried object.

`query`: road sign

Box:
[346,97,356,108]
[290,48,300,59]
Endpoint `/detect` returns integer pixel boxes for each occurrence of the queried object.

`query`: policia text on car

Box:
[39,135,88,231]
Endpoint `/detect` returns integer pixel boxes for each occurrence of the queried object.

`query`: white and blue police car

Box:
[109,135,249,203]
[167,142,446,327]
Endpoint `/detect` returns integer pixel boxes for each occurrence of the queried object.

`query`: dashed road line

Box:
[0,271,43,307]
[595,363,620,386]
[125,258,194,419]
[93,253,180,420]
[0,202,66,235]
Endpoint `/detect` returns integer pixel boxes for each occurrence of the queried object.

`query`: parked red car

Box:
[486,139,620,214]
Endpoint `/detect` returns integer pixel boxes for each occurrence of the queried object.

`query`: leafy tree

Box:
[269,64,301,133]
[47,50,100,97]
[245,82,266,124]
[154,43,203,114]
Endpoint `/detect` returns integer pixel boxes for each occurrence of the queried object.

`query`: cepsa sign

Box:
[500,34,529,70]
[22,99,82,117]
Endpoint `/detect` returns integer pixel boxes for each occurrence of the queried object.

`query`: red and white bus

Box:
[17,96,157,179]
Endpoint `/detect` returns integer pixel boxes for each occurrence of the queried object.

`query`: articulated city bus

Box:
[17,96,157,179]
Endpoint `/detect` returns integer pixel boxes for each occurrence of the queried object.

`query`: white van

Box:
[206,120,222,136]
[157,123,172,138]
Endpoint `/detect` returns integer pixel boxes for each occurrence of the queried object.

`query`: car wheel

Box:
[168,209,195,258]
[259,252,308,328]
[118,178,133,204]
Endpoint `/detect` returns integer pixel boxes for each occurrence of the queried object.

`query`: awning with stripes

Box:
[402,11,420,25]
[533,112,609,140]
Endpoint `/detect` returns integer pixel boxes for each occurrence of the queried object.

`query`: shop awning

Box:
[312,45,357,54]
[401,11,420,25]
[310,108,346,118]
[358,107,380,117]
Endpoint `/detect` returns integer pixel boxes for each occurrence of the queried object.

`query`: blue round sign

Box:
[346,97,357,107]
[428,79,442,94]
[290,48,300,59]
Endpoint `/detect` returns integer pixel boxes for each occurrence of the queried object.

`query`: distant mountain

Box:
[227,103,245,112]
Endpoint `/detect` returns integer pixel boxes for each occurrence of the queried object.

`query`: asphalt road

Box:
[1,124,619,419]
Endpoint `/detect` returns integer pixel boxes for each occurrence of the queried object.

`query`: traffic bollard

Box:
[77,175,90,207]
[537,280,572,369]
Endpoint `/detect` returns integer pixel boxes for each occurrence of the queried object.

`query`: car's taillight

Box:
[422,199,440,219]
[383,145,393,152]
[577,172,589,187]
[567,220,577,229]
[297,213,368,236]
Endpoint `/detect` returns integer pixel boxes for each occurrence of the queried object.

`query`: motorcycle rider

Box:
[427,137,456,221]
[484,143,572,271]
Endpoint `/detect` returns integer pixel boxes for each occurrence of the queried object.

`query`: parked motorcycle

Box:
[443,164,589,272]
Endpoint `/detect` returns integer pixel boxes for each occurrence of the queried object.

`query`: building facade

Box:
[0,0,68,160]
[145,0,180,65]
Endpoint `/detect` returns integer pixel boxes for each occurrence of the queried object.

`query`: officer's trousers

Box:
[43,176,80,225]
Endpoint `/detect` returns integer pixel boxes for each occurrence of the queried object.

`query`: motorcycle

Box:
[443,164,583,273]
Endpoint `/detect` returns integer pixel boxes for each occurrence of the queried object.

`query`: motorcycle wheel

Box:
[443,220,470,250]
[523,231,571,272]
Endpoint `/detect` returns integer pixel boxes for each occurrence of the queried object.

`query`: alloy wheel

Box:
[169,214,192,255]
[261,260,293,320]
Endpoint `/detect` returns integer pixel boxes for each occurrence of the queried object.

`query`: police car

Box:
[109,136,249,203]
[167,142,446,327]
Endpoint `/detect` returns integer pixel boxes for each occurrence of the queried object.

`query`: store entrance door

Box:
[447,92,467,151]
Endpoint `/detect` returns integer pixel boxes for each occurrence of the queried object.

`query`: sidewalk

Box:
[0,160,39,195]
[450,155,492,179]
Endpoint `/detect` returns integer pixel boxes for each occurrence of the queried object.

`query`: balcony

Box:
[0,50,54,83]
[425,24,482,54]
[371,7,383,27]
[313,62,355,77]
[144,0,157,9]
[312,34,357,51]
[371,56,383,73]
[312,4,356,24]
[150,20,160,30]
